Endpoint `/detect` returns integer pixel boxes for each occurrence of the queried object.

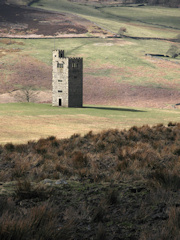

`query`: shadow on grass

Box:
[83,106,146,113]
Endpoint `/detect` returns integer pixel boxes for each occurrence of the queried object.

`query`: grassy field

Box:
[0,37,180,91]
[31,0,180,38]
[101,6,180,29]
[0,103,179,144]
[0,1,180,144]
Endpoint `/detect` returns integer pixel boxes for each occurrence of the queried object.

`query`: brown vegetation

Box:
[0,123,180,239]
[1,123,180,184]
[0,3,107,38]
[0,53,52,95]
[146,0,179,8]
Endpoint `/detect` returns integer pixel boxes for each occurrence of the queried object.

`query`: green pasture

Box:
[31,0,180,38]
[31,0,102,18]
[101,6,180,29]
[0,103,179,144]
[81,14,179,39]
[0,37,180,90]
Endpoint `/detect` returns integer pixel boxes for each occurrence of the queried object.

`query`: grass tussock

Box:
[0,203,73,240]
[15,179,48,200]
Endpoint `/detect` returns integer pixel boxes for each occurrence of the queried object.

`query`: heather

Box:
[0,123,180,239]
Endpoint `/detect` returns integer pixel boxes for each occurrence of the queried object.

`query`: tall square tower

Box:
[52,50,83,107]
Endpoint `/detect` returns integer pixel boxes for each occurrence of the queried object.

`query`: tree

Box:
[13,86,38,103]
[117,27,127,36]
[174,34,180,43]
[166,45,180,58]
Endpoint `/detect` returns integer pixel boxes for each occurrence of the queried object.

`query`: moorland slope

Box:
[0,123,180,239]
[0,3,108,38]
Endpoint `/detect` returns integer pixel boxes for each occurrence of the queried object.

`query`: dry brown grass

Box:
[0,123,180,239]
[1,123,180,187]
[0,202,73,240]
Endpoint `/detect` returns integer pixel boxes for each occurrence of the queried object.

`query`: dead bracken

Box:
[0,123,180,239]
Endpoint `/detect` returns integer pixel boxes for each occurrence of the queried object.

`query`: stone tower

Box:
[52,50,83,107]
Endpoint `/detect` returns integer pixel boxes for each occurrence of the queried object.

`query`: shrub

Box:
[166,45,180,58]
[118,27,127,36]
[0,145,3,155]
[4,143,15,152]
[168,122,177,127]
[47,136,56,141]
[55,163,71,176]
[0,203,73,240]
[15,144,28,153]
[51,139,59,148]
[92,202,106,223]
[117,159,129,171]
[36,146,47,155]
[11,159,30,179]
[141,207,180,240]
[72,151,88,169]
[35,138,49,155]
[0,197,8,215]
[106,188,119,205]
[165,207,180,239]
[96,222,106,240]
[15,179,47,200]
[149,169,180,191]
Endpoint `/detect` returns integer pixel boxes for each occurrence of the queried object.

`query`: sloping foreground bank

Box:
[0,123,180,239]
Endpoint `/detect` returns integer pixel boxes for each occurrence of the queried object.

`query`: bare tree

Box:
[13,86,38,103]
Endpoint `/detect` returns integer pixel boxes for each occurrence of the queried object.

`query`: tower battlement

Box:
[69,57,83,60]
[52,50,83,108]
[53,50,64,58]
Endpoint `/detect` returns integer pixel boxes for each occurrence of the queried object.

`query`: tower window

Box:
[72,62,79,68]
[57,63,63,68]
[72,62,77,68]
[59,51,64,58]
[58,80,63,82]
[58,90,62,93]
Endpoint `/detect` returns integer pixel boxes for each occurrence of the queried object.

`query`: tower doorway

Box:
[59,99,62,106]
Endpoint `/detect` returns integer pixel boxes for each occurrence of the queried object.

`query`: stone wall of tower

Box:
[52,50,83,108]
[52,50,69,107]
[68,58,83,107]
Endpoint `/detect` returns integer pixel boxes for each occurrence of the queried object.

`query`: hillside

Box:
[4,0,180,8]
[0,123,180,239]
[0,0,180,109]
[30,0,180,38]
[0,3,108,38]
[0,37,180,109]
